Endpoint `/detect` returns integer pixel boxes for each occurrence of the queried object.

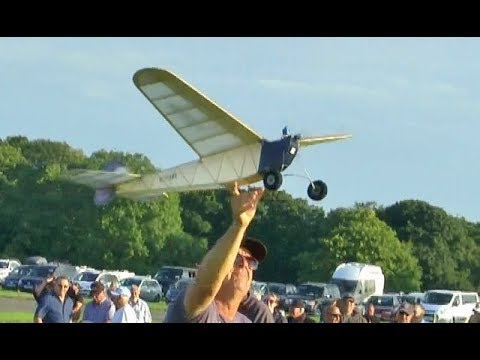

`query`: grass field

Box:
[0,287,168,323]
[0,288,37,300]
[0,312,32,323]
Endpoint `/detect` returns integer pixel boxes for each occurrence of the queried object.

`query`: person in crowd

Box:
[111,286,137,323]
[322,303,342,323]
[287,299,316,323]
[411,303,426,323]
[262,292,287,323]
[393,302,413,323]
[338,293,367,323]
[33,276,73,323]
[82,281,115,323]
[364,302,380,323]
[129,284,152,323]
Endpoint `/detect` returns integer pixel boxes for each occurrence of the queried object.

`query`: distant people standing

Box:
[33,276,73,323]
[411,303,426,323]
[338,293,367,323]
[129,285,152,323]
[364,302,380,323]
[111,286,138,323]
[82,282,115,323]
[323,304,342,323]
[287,299,316,323]
[393,303,413,323]
[262,293,287,323]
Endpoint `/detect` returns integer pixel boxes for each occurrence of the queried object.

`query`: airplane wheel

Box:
[307,180,328,201]
[263,171,283,190]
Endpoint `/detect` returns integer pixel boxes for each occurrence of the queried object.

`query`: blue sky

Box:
[1,37,479,222]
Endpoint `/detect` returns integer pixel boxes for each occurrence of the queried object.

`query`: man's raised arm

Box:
[184,183,264,318]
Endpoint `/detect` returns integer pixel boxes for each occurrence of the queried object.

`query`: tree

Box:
[295,207,422,292]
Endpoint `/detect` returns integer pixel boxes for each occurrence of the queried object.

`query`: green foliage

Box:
[295,207,422,292]
[0,136,479,294]
[379,200,480,291]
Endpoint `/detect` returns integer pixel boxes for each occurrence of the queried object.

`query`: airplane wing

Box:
[299,134,352,148]
[133,68,263,158]
[62,169,141,189]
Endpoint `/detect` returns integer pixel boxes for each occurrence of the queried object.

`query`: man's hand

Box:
[229,182,265,228]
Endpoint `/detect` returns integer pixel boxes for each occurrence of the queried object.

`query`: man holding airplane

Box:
[164,183,266,323]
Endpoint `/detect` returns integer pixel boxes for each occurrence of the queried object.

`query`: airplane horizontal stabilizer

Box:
[63,169,141,189]
[299,134,352,147]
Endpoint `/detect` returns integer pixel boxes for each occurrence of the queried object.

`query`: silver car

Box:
[121,276,163,302]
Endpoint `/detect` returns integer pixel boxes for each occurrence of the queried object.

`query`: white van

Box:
[422,290,479,323]
[330,262,384,304]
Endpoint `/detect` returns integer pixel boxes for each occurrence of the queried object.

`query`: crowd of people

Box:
[31,183,480,324]
[33,273,152,323]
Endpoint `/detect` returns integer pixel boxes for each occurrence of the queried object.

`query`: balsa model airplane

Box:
[64,68,352,206]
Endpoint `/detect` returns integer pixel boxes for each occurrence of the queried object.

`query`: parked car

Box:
[121,276,163,302]
[73,270,120,297]
[2,265,35,290]
[366,294,401,322]
[17,264,57,292]
[165,278,195,303]
[0,258,22,285]
[283,282,340,314]
[266,282,297,306]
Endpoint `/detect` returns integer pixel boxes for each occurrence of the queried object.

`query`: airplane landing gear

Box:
[307,180,328,201]
[263,171,283,190]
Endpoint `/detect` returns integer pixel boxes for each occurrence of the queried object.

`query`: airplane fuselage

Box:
[116,135,299,201]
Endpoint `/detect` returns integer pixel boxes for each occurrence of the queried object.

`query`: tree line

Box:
[1,136,479,293]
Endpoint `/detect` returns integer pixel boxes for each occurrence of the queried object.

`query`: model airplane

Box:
[64,68,352,206]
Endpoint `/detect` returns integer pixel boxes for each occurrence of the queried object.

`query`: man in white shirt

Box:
[111,286,138,323]
[129,284,152,323]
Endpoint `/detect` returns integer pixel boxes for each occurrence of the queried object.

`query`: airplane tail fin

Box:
[62,162,141,206]
[298,133,352,148]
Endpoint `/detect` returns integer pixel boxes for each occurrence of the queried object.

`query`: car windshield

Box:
[30,266,56,277]
[0,261,8,269]
[11,266,32,276]
[297,285,324,297]
[400,295,417,304]
[156,268,183,280]
[330,278,357,294]
[75,272,99,282]
[423,292,453,305]
[369,296,394,306]
[122,278,142,287]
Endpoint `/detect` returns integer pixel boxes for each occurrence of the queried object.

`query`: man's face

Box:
[92,290,105,304]
[224,247,258,295]
[131,285,140,299]
[55,278,70,297]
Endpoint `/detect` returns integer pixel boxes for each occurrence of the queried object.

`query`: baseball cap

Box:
[110,286,131,298]
[397,302,413,316]
[240,237,267,263]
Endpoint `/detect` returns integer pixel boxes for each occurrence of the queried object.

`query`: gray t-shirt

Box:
[164,289,251,323]
[238,293,274,323]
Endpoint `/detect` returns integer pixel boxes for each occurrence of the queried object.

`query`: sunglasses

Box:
[234,253,259,270]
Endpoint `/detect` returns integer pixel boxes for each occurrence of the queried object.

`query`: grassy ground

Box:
[0,288,37,300]
[0,312,32,323]
[0,287,168,322]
